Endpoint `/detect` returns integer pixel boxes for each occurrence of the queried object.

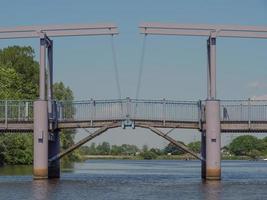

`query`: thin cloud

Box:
[248,81,267,89]
[251,94,267,100]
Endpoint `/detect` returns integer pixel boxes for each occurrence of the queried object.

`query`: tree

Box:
[229,135,265,158]
[0,46,79,165]
[96,142,111,155]
[0,133,33,165]
[188,141,201,153]
[0,46,39,99]
[53,82,80,162]
[0,46,39,165]
[164,141,186,155]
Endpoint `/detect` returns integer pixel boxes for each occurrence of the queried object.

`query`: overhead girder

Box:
[140,23,267,39]
[0,24,118,39]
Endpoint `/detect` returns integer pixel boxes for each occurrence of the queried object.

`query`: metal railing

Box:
[57,99,200,123]
[220,100,267,122]
[0,100,33,123]
[1,99,267,125]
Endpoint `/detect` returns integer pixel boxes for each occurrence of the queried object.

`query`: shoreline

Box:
[80,155,262,161]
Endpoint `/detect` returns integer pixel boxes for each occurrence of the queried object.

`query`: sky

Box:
[0,0,267,148]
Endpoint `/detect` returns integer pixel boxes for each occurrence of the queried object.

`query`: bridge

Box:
[1,99,267,132]
[0,22,267,181]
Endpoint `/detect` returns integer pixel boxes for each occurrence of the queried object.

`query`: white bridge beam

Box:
[0,24,118,39]
[140,23,267,39]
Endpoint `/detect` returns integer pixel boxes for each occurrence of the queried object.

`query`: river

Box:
[0,160,266,200]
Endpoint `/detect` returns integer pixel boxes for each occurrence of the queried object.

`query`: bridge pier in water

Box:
[33,100,49,179]
[201,131,206,179]
[48,130,60,178]
[204,100,221,180]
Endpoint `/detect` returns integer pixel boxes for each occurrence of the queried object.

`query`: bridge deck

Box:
[1,120,267,133]
[1,99,267,133]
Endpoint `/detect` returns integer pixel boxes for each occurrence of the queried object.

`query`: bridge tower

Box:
[33,34,58,179]
[204,35,221,180]
[31,24,119,179]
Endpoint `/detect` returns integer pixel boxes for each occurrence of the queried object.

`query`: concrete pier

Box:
[48,130,60,178]
[33,100,49,179]
[205,100,221,180]
[201,131,206,179]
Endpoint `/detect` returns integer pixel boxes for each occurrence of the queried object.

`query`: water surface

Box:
[0,160,266,200]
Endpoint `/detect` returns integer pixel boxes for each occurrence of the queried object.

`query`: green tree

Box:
[0,46,78,165]
[229,135,265,158]
[140,151,157,160]
[0,133,33,165]
[0,46,39,99]
[188,141,201,153]
[111,145,123,155]
[164,141,186,155]
[53,82,80,162]
[0,46,39,165]
[96,142,111,155]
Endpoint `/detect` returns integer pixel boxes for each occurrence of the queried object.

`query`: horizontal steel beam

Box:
[140,23,267,39]
[0,24,118,39]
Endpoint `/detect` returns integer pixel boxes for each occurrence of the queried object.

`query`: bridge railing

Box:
[220,100,267,122]
[0,100,33,123]
[57,99,200,123]
[131,99,199,122]
[57,99,125,122]
[1,99,267,125]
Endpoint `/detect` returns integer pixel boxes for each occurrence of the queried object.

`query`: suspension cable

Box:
[110,35,122,100]
[110,35,124,117]
[134,35,147,117]
[135,35,147,100]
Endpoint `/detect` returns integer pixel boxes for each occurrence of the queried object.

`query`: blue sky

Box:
[0,0,267,147]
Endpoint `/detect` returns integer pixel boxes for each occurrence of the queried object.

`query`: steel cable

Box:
[135,35,147,100]
[134,35,147,117]
[110,35,122,100]
[110,35,123,117]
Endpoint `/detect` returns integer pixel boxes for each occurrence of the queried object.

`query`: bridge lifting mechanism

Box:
[139,22,267,180]
[0,23,119,179]
[0,23,267,180]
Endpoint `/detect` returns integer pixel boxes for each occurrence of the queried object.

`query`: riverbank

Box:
[81,154,263,160]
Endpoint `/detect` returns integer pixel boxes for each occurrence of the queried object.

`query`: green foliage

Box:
[148,148,163,156]
[0,46,39,99]
[140,151,157,160]
[0,133,33,165]
[0,46,77,165]
[96,142,111,155]
[53,82,73,101]
[164,141,186,155]
[80,143,140,156]
[53,82,80,162]
[188,141,201,153]
[229,135,266,158]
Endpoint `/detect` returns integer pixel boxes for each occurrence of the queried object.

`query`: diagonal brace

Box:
[146,126,204,161]
[49,125,111,162]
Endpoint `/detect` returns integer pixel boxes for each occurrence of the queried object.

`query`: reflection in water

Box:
[0,160,266,200]
[0,165,32,175]
[202,181,222,200]
[32,179,61,200]
[32,180,49,200]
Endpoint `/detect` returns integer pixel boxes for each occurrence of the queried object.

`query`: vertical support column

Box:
[209,36,216,99]
[46,40,60,178]
[207,39,211,99]
[48,129,60,178]
[39,36,46,100]
[33,36,48,179]
[205,100,221,180]
[33,100,48,179]
[204,36,221,180]
[201,131,206,179]
[47,40,53,116]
